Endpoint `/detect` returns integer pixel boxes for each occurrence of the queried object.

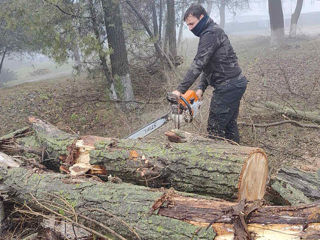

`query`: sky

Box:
[223,0,320,23]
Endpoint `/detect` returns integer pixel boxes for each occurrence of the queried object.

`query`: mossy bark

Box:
[1,167,320,240]
[30,118,78,170]
[90,138,267,200]
[1,167,215,240]
[271,167,320,205]
[6,119,268,201]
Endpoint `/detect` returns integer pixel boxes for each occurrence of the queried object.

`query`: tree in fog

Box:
[0,0,37,80]
[268,0,285,45]
[205,0,249,29]
[290,0,304,37]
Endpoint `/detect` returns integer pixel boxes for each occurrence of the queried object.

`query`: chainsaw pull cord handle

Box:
[180,95,193,122]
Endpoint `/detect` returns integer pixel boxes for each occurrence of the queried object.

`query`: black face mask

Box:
[191,15,209,37]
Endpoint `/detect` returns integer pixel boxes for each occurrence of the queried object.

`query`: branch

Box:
[238,120,320,129]
[42,0,90,19]
[124,0,177,72]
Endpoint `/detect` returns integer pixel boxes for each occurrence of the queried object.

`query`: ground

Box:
[1,34,320,177]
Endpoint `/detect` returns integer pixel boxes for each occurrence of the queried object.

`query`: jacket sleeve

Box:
[198,73,210,92]
[177,30,221,93]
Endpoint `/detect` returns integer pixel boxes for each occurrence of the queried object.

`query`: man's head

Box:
[184,4,208,30]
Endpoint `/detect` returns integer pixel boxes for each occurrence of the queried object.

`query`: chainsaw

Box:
[126,90,202,139]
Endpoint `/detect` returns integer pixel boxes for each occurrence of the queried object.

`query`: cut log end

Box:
[238,149,268,201]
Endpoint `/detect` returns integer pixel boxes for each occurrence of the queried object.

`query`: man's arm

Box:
[177,30,221,94]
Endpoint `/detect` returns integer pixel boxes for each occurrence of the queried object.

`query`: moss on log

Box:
[1,167,215,240]
[18,118,268,201]
[1,167,320,240]
[90,137,268,201]
[29,117,78,170]
[271,167,320,205]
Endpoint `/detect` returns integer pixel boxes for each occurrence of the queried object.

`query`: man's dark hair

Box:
[183,4,207,21]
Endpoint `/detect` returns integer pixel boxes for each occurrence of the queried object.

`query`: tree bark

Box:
[268,0,285,46]
[151,0,159,40]
[289,0,304,37]
[177,1,186,51]
[159,0,163,42]
[87,0,117,100]
[207,0,214,17]
[265,101,320,124]
[15,118,269,201]
[0,48,7,75]
[219,0,226,29]
[166,0,177,58]
[1,167,320,240]
[101,0,134,102]
[270,167,320,205]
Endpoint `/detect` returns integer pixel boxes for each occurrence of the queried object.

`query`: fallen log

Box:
[265,101,320,124]
[270,167,320,205]
[23,118,269,201]
[1,167,320,240]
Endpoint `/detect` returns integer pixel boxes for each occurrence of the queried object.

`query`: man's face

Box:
[185,14,204,31]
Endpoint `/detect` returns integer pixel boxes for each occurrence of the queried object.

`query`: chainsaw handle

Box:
[180,96,193,121]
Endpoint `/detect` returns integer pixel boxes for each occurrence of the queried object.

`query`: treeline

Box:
[0,0,305,96]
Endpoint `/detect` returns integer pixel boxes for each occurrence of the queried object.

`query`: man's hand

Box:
[172,90,181,98]
[196,89,203,100]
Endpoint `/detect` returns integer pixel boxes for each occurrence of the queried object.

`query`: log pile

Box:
[0,117,319,239]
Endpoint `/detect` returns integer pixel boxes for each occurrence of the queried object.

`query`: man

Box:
[172,4,247,143]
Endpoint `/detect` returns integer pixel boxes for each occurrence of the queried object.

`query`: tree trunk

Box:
[152,0,159,40]
[101,0,134,102]
[265,101,320,124]
[72,43,82,72]
[270,167,320,205]
[207,0,214,16]
[177,1,186,51]
[289,0,304,37]
[268,0,285,46]
[0,48,7,75]
[166,0,177,58]
[159,0,163,42]
[219,0,226,29]
[12,118,269,201]
[1,167,320,240]
[87,0,117,99]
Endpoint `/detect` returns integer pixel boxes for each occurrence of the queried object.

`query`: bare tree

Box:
[290,0,304,37]
[268,0,285,46]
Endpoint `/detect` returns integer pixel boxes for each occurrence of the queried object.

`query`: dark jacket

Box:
[177,18,242,93]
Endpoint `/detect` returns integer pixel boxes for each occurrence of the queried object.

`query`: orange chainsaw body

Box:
[180,90,199,108]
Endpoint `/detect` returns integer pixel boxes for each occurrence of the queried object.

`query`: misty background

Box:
[1,0,320,87]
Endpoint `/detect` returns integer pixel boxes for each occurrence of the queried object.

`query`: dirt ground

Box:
[1,35,320,175]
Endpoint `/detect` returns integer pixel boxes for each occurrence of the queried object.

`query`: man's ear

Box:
[199,14,204,20]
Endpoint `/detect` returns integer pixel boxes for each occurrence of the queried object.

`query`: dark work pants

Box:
[207,76,247,143]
